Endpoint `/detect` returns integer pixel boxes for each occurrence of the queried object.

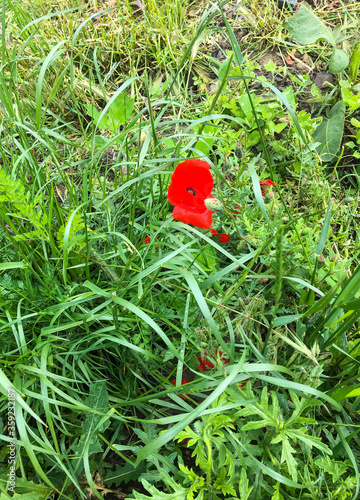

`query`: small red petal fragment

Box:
[238,378,250,388]
[196,350,229,371]
[260,179,275,196]
[210,228,230,243]
[171,378,188,385]
[260,179,275,187]
[219,234,230,243]
[171,378,189,400]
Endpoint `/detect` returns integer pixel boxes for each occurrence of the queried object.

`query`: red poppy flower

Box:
[210,228,230,243]
[167,159,215,229]
[171,378,189,400]
[144,236,150,244]
[196,350,229,371]
[260,179,275,196]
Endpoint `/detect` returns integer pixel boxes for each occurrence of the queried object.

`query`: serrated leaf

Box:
[280,435,298,482]
[287,429,331,454]
[1,494,50,500]
[271,483,285,500]
[72,381,110,456]
[315,456,349,482]
[1,477,52,499]
[130,475,188,499]
[106,462,147,487]
[241,420,269,431]
[239,468,253,500]
[329,48,349,74]
[264,59,276,73]
[312,100,345,162]
[284,4,335,46]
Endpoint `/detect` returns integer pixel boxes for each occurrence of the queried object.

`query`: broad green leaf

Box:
[0,262,26,270]
[350,43,360,81]
[341,86,360,111]
[85,104,108,129]
[351,117,360,128]
[312,100,345,162]
[273,314,303,326]
[108,92,134,129]
[344,386,360,398]
[332,384,360,402]
[196,244,216,271]
[284,4,335,46]
[218,58,232,81]
[194,124,215,155]
[342,298,360,311]
[329,48,349,74]
[248,158,273,229]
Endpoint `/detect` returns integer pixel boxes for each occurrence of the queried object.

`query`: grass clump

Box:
[1,0,360,499]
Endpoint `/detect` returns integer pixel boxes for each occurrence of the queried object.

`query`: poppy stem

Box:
[224,208,241,238]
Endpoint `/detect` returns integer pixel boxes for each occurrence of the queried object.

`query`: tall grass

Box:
[0,0,360,498]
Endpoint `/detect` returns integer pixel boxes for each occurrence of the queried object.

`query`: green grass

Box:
[1,0,360,499]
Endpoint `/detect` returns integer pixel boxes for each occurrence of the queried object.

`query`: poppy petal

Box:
[168,167,213,209]
[210,229,230,243]
[196,356,214,371]
[173,204,213,229]
[260,179,275,187]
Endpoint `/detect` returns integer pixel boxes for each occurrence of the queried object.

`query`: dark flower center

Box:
[186,186,196,196]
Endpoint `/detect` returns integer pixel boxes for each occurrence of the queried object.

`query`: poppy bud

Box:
[204,197,224,212]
